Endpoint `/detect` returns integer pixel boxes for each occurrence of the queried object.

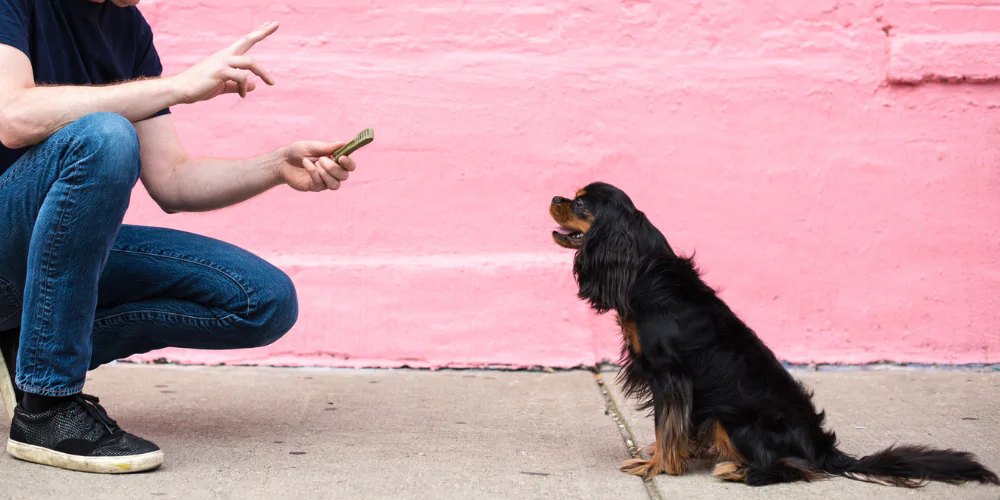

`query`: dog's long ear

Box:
[573,209,643,315]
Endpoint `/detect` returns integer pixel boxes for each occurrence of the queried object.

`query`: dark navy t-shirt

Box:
[0,0,169,175]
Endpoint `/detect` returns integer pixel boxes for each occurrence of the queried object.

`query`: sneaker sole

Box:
[7,439,164,474]
[0,352,15,422]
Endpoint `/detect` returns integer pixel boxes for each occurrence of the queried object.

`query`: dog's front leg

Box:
[620,375,693,480]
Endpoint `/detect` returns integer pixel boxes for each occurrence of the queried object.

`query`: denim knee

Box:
[240,265,299,348]
[65,113,141,192]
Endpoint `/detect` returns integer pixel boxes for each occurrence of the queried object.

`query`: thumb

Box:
[299,141,346,158]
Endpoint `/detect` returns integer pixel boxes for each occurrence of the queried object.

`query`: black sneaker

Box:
[0,329,21,419]
[7,394,163,473]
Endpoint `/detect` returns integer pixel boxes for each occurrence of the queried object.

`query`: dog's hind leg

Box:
[711,426,825,486]
[694,420,743,461]
[745,458,825,486]
[698,420,752,482]
[712,461,751,482]
[713,458,823,486]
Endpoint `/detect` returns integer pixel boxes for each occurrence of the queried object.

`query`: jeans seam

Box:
[37,138,85,324]
[0,134,74,191]
[0,308,18,324]
[0,275,23,323]
[95,310,237,325]
[0,275,23,304]
[108,248,252,317]
[18,383,84,397]
[20,148,83,383]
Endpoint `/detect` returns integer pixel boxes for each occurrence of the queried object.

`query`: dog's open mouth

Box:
[549,197,589,249]
[552,226,585,249]
[553,227,584,241]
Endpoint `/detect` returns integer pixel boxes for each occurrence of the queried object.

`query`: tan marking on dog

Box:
[712,461,748,482]
[616,315,641,354]
[549,202,592,233]
[706,420,744,463]
[619,403,690,479]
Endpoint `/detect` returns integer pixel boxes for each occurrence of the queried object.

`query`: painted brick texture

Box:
[126,0,1000,367]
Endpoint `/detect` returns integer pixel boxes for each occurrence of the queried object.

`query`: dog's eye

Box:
[573,199,584,209]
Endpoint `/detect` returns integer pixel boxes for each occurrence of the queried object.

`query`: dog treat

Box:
[332,128,374,161]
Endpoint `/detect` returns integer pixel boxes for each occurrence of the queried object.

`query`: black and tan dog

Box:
[550,181,999,487]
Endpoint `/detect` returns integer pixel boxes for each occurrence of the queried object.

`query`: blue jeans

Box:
[0,113,299,397]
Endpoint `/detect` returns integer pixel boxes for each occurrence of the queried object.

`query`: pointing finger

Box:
[231,21,280,56]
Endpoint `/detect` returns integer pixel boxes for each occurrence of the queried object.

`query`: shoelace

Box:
[73,393,119,435]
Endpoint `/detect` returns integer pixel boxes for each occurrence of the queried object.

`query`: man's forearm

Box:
[144,150,286,214]
[0,77,179,148]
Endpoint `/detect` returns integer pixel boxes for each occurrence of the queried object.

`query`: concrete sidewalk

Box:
[0,365,997,500]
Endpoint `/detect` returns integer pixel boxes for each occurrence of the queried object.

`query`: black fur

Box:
[562,181,999,487]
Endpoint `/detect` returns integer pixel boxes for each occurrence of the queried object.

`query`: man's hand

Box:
[169,22,279,104]
[0,20,281,148]
[279,141,358,192]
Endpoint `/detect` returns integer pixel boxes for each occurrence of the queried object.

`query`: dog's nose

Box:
[552,196,566,204]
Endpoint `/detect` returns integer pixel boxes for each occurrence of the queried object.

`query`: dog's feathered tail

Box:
[822,445,1000,488]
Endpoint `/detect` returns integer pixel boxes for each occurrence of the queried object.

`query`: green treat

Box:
[332,128,374,160]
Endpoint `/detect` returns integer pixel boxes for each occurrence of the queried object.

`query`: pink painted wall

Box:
[127,0,1000,368]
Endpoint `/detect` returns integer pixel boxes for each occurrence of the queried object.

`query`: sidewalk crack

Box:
[594,371,663,500]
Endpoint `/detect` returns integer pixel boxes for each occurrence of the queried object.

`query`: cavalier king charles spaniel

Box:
[550,181,998,487]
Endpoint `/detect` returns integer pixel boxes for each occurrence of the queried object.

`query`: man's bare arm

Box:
[0,20,360,211]
[0,46,178,148]
[0,22,278,149]
[135,114,357,214]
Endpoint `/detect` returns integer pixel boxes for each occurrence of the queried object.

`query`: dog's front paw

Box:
[620,455,687,479]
